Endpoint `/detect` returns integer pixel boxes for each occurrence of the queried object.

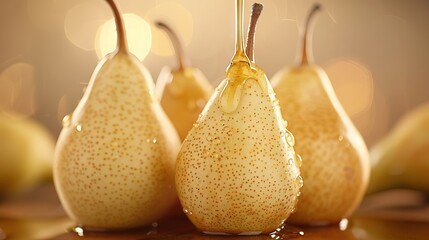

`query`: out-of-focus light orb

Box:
[0,63,37,116]
[95,13,152,61]
[64,1,108,51]
[145,2,193,57]
[324,59,374,116]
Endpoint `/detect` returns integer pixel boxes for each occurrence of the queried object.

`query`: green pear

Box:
[368,102,429,194]
[155,22,213,141]
[271,5,370,225]
[175,1,301,235]
[0,110,54,197]
[53,0,180,230]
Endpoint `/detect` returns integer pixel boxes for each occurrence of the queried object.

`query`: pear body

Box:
[176,69,301,234]
[54,51,180,230]
[156,67,213,141]
[0,111,54,197]
[368,103,429,194]
[272,65,369,225]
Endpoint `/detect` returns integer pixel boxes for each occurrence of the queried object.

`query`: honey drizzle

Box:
[220,0,268,113]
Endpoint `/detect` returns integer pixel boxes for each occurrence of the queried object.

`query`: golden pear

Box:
[176,1,301,235]
[53,0,180,230]
[155,22,213,141]
[0,110,54,197]
[271,5,370,225]
[368,102,429,194]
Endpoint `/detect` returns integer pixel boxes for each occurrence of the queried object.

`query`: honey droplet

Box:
[146,138,157,144]
[223,126,233,136]
[202,150,210,158]
[296,154,303,168]
[211,152,219,159]
[183,208,193,215]
[197,114,203,122]
[339,218,349,231]
[62,114,72,128]
[213,137,221,144]
[73,226,84,237]
[296,175,304,188]
[76,123,83,132]
[285,129,295,147]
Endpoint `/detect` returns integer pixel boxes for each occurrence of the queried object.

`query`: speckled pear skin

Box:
[272,65,370,225]
[175,71,302,234]
[157,67,213,141]
[53,51,181,230]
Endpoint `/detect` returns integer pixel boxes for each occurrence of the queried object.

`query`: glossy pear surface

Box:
[368,103,429,194]
[176,62,301,234]
[272,65,370,225]
[0,111,54,196]
[157,67,213,141]
[54,51,180,229]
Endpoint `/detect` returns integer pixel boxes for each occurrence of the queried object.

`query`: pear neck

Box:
[105,0,128,53]
[298,4,321,66]
[156,22,189,71]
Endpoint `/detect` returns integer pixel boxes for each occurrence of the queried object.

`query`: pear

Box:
[367,103,429,194]
[175,1,301,235]
[271,4,370,225]
[0,110,54,197]
[155,22,213,141]
[53,0,180,230]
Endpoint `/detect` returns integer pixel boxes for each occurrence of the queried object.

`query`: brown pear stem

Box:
[300,4,321,65]
[156,21,189,71]
[105,0,128,53]
[245,3,263,62]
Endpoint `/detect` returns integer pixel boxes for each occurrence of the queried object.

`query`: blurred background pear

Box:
[0,110,54,197]
[155,21,213,141]
[368,102,429,194]
[271,4,370,225]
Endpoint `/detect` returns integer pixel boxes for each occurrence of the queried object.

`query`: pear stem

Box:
[245,3,263,62]
[105,0,128,53]
[299,4,321,65]
[156,22,189,71]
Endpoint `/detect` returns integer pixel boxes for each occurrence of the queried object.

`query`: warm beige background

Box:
[1,0,428,147]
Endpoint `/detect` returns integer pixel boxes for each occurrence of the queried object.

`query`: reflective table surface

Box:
[1,184,428,240]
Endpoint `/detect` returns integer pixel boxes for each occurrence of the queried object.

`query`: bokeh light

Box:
[145,2,194,57]
[324,59,374,116]
[64,1,108,51]
[0,62,37,116]
[95,13,152,61]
